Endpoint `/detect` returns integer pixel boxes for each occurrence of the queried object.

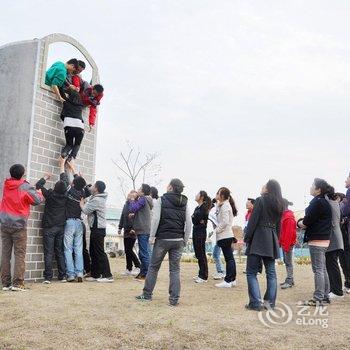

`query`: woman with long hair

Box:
[214,187,238,288]
[192,191,211,283]
[244,179,284,311]
[298,178,332,306]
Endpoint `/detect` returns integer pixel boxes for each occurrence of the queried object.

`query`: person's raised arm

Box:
[129,196,146,213]
[58,157,70,186]
[80,197,96,216]
[35,173,52,199]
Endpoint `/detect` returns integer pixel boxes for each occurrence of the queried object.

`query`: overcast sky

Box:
[1,0,349,225]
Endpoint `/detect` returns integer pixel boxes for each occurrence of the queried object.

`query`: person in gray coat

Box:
[80,181,113,283]
[244,179,284,311]
[325,188,344,299]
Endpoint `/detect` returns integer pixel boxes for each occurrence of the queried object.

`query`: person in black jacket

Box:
[60,159,89,282]
[36,172,67,283]
[192,191,211,283]
[298,178,332,306]
[244,179,284,311]
[60,89,85,163]
[118,190,141,276]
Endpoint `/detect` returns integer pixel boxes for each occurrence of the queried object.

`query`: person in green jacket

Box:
[45,58,78,102]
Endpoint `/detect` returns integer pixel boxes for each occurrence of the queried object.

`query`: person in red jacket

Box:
[80,84,104,129]
[279,199,297,289]
[0,164,43,291]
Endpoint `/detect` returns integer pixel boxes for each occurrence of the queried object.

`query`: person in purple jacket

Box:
[128,184,153,280]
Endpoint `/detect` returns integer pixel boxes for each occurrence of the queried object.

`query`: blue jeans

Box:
[64,219,84,278]
[138,233,151,276]
[213,244,224,274]
[246,254,277,309]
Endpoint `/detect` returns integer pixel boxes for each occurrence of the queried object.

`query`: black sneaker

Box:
[245,304,263,312]
[135,295,152,302]
[323,297,331,304]
[168,302,179,307]
[77,277,83,283]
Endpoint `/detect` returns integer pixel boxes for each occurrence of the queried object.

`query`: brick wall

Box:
[24,37,97,280]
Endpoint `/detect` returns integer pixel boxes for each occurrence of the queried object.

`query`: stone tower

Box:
[0,33,99,280]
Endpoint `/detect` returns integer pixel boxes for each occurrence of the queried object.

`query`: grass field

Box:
[1,259,350,350]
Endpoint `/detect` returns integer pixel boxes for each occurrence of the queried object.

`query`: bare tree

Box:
[112,142,161,198]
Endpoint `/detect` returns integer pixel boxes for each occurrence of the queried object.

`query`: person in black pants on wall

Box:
[192,191,211,284]
[119,190,141,276]
[81,181,113,283]
[35,162,67,284]
[60,88,85,163]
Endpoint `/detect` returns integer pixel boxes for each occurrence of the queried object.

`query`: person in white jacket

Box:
[214,187,238,288]
[208,198,225,280]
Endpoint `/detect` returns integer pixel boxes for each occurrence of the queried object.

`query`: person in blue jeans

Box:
[244,180,284,311]
[212,244,225,278]
[129,184,153,280]
[60,159,89,282]
[64,218,84,281]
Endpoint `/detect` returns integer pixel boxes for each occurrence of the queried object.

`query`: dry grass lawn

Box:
[1,259,350,350]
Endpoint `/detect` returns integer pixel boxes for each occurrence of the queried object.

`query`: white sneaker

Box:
[194,277,208,284]
[85,277,98,282]
[11,285,26,292]
[121,270,132,276]
[231,280,237,287]
[343,287,350,294]
[215,281,233,288]
[2,285,12,291]
[42,280,51,284]
[212,273,225,280]
[193,275,199,280]
[97,277,114,283]
[131,268,140,276]
[328,292,344,300]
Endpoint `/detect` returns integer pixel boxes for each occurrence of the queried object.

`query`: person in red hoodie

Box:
[0,164,43,291]
[279,199,297,289]
[80,83,104,130]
